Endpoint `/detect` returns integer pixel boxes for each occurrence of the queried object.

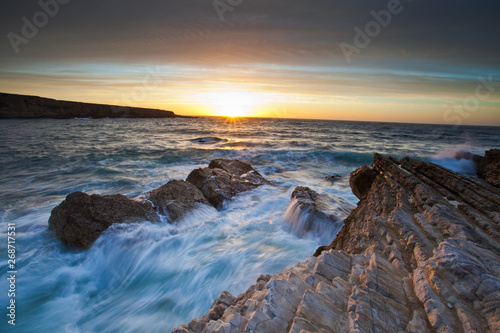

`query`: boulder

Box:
[208,158,270,185]
[48,192,159,248]
[284,186,354,242]
[145,179,210,221]
[187,159,269,209]
[478,149,500,187]
[49,159,267,248]
[349,164,378,200]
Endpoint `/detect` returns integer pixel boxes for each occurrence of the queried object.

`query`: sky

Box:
[1,0,499,125]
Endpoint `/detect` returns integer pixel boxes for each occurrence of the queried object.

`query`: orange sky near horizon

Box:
[1,1,500,126]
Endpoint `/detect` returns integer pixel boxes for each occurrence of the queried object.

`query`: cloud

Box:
[1,0,499,68]
[0,0,499,124]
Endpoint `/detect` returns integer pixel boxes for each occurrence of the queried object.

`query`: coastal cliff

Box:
[174,152,500,332]
[0,92,179,119]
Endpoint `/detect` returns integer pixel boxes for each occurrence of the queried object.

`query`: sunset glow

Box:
[202,90,266,118]
[0,1,499,125]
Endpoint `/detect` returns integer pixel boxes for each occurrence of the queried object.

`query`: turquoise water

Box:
[0,117,498,332]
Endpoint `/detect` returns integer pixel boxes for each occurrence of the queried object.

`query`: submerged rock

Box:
[283,186,355,243]
[324,174,341,182]
[145,179,210,221]
[175,151,500,333]
[187,158,270,209]
[191,137,228,144]
[48,192,158,248]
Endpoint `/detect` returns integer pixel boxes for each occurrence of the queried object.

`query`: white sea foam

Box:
[0,118,498,331]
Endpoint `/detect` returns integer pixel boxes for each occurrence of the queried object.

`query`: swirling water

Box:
[0,117,498,332]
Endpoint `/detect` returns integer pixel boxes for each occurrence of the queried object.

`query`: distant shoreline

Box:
[0,92,185,119]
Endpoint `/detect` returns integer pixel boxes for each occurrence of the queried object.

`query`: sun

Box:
[203,90,263,117]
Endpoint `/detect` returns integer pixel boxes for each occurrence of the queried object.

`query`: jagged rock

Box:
[187,159,269,209]
[208,158,270,185]
[175,151,500,333]
[454,150,483,165]
[283,186,354,242]
[349,164,378,200]
[49,159,266,248]
[144,180,210,221]
[48,192,159,248]
[478,149,500,187]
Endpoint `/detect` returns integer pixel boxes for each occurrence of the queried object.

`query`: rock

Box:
[208,158,270,185]
[49,159,265,248]
[144,180,210,221]
[187,159,269,209]
[283,186,355,242]
[174,150,500,333]
[0,92,179,119]
[478,149,500,187]
[453,150,483,165]
[192,137,228,144]
[349,164,378,200]
[325,174,341,182]
[48,192,159,248]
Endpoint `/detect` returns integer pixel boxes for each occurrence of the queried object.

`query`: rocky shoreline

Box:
[0,92,180,119]
[49,159,270,248]
[47,149,500,332]
[174,150,500,333]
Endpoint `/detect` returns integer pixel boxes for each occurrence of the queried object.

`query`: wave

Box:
[283,191,355,244]
[430,143,481,176]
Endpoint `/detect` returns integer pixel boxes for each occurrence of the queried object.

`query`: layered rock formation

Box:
[0,92,179,119]
[49,159,269,248]
[175,152,500,333]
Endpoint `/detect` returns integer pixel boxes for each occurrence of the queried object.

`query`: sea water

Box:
[0,117,498,332]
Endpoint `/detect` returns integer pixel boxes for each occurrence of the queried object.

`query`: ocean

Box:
[0,117,498,332]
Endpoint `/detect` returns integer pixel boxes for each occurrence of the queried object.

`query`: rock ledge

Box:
[175,152,500,333]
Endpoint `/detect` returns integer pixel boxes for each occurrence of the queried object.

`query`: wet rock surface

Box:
[175,152,500,333]
[145,180,210,221]
[284,186,354,242]
[187,158,270,209]
[49,159,269,248]
[48,192,158,249]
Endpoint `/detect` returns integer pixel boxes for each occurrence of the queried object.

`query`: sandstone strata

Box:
[0,92,178,119]
[175,152,500,333]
